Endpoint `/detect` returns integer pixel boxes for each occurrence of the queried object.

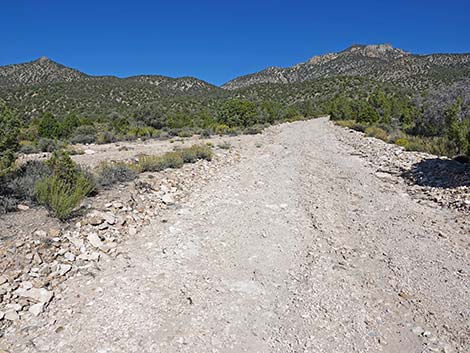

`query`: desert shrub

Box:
[95,162,138,189]
[0,195,18,214]
[7,160,51,202]
[0,160,51,213]
[46,151,79,186]
[138,152,184,172]
[35,174,94,220]
[180,145,213,163]
[70,134,96,144]
[244,125,264,135]
[365,126,389,142]
[335,120,356,128]
[69,125,97,144]
[178,129,193,138]
[96,131,117,145]
[187,145,212,161]
[394,138,410,149]
[214,124,229,135]
[159,131,170,140]
[35,151,95,219]
[0,100,21,174]
[137,145,212,172]
[19,143,39,154]
[200,129,213,138]
[226,127,241,136]
[37,138,62,152]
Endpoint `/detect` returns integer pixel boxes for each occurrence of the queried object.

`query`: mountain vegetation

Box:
[0,43,468,167]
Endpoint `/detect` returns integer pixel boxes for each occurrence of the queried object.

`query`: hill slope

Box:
[223,44,470,90]
[0,57,90,87]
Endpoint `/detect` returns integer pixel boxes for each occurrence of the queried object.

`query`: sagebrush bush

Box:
[244,125,264,135]
[35,174,94,220]
[37,138,62,152]
[19,141,39,154]
[96,131,117,145]
[8,160,51,202]
[70,134,96,145]
[137,145,212,172]
[35,151,95,219]
[95,162,138,189]
[138,152,184,172]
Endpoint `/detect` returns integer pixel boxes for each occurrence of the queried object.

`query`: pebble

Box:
[89,216,104,226]
[16,287,54,304]
[64,252,76,262]
[88,233,104,249]
[161,194,175,205]
[29,302,45,316]
[59,264,72,276]
[412,326,424,335]
[4,310,19,321]
[103,213,116,225]
[17,204,30,211]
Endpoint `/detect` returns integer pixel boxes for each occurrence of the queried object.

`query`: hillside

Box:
[223,44,470,90]
[0,58,223,119]
[0,57,90,87]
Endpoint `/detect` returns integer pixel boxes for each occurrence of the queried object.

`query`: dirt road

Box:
[3,118,469,352]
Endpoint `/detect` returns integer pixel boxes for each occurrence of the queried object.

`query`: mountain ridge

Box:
[0,57,218,93]
[222,43,470,90]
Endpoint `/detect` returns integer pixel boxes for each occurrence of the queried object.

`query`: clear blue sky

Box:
[1,0,469,85]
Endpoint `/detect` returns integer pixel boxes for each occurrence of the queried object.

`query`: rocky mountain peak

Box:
[36,56,52,63]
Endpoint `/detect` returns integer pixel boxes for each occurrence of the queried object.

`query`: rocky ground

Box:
[0,118,469,353]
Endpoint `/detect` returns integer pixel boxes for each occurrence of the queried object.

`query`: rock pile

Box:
[0,148,238,330]
[334,124,470,214]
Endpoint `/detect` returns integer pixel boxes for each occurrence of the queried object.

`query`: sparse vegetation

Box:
[137,145,212,173]
[35,174,94,220]
[95,162,138,189]
[35,151,95,220]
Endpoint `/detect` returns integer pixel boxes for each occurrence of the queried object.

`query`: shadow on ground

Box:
[402,158,470,189]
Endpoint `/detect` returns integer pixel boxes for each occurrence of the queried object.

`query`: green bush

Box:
[37,138,63,152]
[33,151,95,219]
[46,151,79,186]
[0,100,20,174]
[95,162,137,189]
[35,174,94,220]
[394,138,410,149]
[218,99,258,127]
[19,142,39,154]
